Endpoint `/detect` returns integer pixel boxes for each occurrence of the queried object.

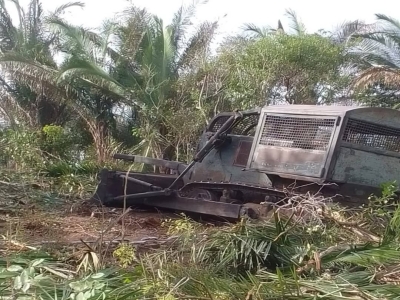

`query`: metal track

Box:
[179,181,289,203]
[178,181,377,208]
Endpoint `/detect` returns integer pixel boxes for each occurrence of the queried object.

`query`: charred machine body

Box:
[92,105,400,219]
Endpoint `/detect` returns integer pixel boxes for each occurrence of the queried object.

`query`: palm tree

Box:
[348,14,400,107]
[50,2,218,164]
[0,2,127,163]
[47,18,130,162]
[0,0,84,127]
[113,3,218,163]
[0,1,218,164]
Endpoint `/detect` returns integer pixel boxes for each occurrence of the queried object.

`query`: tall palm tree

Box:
[0,0,84,127]
[0,3,126,162]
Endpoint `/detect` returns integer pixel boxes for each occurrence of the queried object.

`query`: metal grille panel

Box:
[259,115,336,151]
[342,118,400,153]
[209,114,260,136]
[209,116,230,132]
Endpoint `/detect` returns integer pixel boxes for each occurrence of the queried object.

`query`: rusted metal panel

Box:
[190,135,273,187]
[250,146,327,177]
[233,140,253,167]
[331,147,400,188]
[248,111,339,179]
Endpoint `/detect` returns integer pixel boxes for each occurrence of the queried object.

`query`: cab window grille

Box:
[342,118,400,153]
[259,115,336,151]
[208,114,260,136]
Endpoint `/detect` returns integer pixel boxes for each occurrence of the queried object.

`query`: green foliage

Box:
[0,128,44,169]
[2,3,400,300]
[68,274,107,300]
[162,214,197,236]
[217,33,347,107]
[353,83,400,108]
[348,14,400,97]
[113,243,137,268]
[41,124,76,159]
[42,160,101,177]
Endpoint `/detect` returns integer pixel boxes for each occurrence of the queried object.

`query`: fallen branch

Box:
[28,236,179,246]
[296,244,355,274]
[321,209,381,242]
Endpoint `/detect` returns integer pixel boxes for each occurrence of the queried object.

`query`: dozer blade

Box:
[90,169,245,220]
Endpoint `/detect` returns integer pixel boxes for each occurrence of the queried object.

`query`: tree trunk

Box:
[87,120,109,164]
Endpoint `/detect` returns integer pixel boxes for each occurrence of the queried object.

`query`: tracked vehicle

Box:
[91,105,400,219]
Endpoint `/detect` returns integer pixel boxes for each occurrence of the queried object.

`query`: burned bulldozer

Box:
[91,105,400,219]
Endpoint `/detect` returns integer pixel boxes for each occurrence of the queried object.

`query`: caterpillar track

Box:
[178,181,288,203]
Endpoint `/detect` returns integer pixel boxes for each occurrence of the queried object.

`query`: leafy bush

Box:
[0,127,44,169]
[42,160,101,177]
[41,124,75,159]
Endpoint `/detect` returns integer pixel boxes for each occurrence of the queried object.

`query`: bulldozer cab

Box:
[190,105,400,189]
[190,106,341,185]
[248,105,400,189]
[188,108,270,186]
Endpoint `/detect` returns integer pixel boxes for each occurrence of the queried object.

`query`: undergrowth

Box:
[1,179,400,299]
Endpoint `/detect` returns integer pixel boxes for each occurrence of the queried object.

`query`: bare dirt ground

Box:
[0,179,183,259]
[18,204,172,245]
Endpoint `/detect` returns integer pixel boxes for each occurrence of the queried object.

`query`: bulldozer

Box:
[91,104,400,220]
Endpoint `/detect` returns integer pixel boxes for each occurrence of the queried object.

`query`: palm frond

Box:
[241,23,272,38]
[51,1,84,17]
[0,51,60,92]
[57,58,125,96]
[285,8,306,35]
[116,6,151,61]
[347,15,400,89]
[46,17,95,57]
[351,36,400,69]
[375,13,400,37]
[98,19,119,62]
[9,0,25,32]
[168,1,197,52]
[352,66,400,89]
[0,0,18,51]
[176,20,218,72]
[331,20,371,44]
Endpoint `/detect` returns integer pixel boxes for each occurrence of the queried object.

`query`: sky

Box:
[6,0,400,45]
